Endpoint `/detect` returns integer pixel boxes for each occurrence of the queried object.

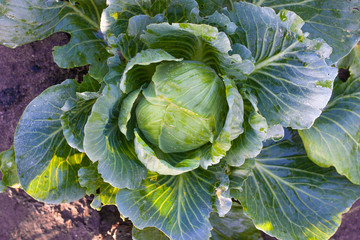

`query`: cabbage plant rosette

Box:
[84,22,248,240]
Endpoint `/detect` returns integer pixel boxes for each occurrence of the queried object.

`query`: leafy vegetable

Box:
[1,1,360,240]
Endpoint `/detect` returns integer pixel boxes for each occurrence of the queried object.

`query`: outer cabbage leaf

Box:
[109,14,164,61]
[227,2,337,129]
[299,45,360,184]
[0,0,110,80]
[128,14,165,39]
[213,170,232,218]
[100,0,166,38]
[116,167,224,240]
[199,11,237,35]
[0,147,20,192]
[103,55,125,84]
[195,0,234,16]
[166,0,199,23]
[14,80,87,203]
[249,0,360,62]
[130,202,262,240]
[78,162,119,210]
[100,0,198,40]
[84,83,147,189]
[133,227,169,240]
[115,33,148,62]
[231,138,360,240]
[61,75,101,152]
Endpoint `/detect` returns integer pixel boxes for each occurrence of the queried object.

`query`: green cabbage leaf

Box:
[300,45,360,184]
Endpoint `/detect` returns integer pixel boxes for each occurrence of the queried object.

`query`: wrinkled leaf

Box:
[101,0,167,37]
[101,0,198,39]
[210,202,262,240]
[84,84,147,189]
[113,14,164,61]
[14,80,87,203]
[224,92,267,167]
[78,162,119,210]
[116,33,147,62]
[213,171,232,217]
[120,49,182,93]
[231,138,360,240]
[200,11,237,35]
[229,158,255,191]
[103,55,125,84]
[0,147,20,192]
[166,0,199,23]
[196,0,234,16]
[141,22,254,79]
[61,75,100,152]
[228,2,337,129]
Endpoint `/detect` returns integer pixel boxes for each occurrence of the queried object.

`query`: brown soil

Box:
[0,33,359,240]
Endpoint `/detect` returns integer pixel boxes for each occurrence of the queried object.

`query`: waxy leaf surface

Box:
[116,167,223,240]
[61,75,100,152]
[231,139,360,240]
[14,80,87,203]
[130,201,262,240]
